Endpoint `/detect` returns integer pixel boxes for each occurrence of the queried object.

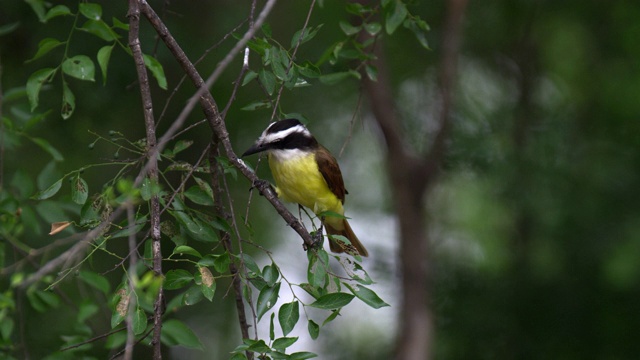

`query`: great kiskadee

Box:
[242,118,368,257]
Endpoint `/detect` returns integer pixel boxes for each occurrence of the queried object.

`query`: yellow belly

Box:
[268,152,344,217]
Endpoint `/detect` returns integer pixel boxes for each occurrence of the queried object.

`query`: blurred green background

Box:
[2,0,640,359]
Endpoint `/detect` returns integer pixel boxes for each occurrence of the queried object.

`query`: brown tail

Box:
[324,218,369,257]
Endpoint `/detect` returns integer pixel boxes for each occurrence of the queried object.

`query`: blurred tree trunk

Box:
[359,0,467,358]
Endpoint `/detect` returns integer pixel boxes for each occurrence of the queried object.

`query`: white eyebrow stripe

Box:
[260,124,310,143]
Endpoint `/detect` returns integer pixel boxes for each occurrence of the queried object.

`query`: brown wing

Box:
[315,145,347,203]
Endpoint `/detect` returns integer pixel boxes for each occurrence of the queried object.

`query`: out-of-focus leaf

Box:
[79,3,102,20]
[61,81,76,119]
[48,221,72,235]
[44,5,72,22]
[385,0,409,35]
[27,38,65,62]
[26,68,56,111]
[62,55,95,82]
[161,319,203,350]
[97,45,114,85]
[80,19,119,41]
[31,177,63,200]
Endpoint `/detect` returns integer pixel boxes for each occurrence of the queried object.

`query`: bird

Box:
[241,118,368,257]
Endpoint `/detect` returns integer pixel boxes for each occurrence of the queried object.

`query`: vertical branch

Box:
[360,0,467,359]
[127,1,163,358]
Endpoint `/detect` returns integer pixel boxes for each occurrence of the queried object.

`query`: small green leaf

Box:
[290,24,323,48]
[31,177,63,200]
[212,252,230,273]
[143,54,168,90]
[242,70,258,86]
[79,271,111,295]
[172,245,202,258]
[339,21,361,36]
[44,5,72,22]
[25,0,46,22]
[133,307,147,335]
[61,81,76,119]
[70,175,89,205]
[112,17,129,31]
[309,293,355,310]
[289,352,318,360]
[79,3,102,20]
[307,320,319,340]
[184,185,214,206]
[386,0,409,35]
[365,64,378,81]
[345,284,390,309]
[256,282,281,321]
[319,70,360,85]
[164,269,194,290]
[28,38,65,62]
[161,319,203,350]
[62,55,95,81]
[30,137,64,162]
[262,263,279,287]
[272,336,298,351]
[97,45,114,85]
[279,301,299,336]
[241,100,272,111]
[259,69,277,95]
[26,68,56,111]
[0,22,20,36]
[81,19,118,41]
[364,22,382,36]
[182,285,204,306]
[193,177,215,204]
[270,312,275,341]
[111,215,147,238]
[77,301,99,323]
[307,249,328,289]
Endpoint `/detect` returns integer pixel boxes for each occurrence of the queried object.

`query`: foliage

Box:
[0,0,410,358]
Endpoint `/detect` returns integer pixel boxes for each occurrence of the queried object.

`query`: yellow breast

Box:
[268,150,344,216]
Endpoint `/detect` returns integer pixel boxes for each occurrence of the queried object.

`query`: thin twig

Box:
[124,204,138,360]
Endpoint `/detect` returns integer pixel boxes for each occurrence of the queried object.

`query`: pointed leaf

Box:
[164,269,193,290]
[62,55,95,81]
[346,284,390,309]
[80,19,118,41]
[97,45,114,85]
[61,81,76,119]
[79,270,111,295]
[143,54,167,90]
[385,0,408,35]
[309,293,354,310]
[26,68,56,111]
[172,245,202,258]
[31,177,63,200]
[28,38,65,62]
[161,319,203,350]
[272,336,298,351]
[307,320,319,340]
[279,301,299,336]
[79,3,102,20]
[133,307,147,335]
[30,137,64,161]
[44,5,72,22]
[256,282,281,321]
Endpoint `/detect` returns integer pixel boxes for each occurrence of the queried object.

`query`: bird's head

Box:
[241,118,318,157]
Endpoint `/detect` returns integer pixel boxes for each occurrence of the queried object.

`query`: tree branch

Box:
[138,0,315,249]
[127,1,163,358]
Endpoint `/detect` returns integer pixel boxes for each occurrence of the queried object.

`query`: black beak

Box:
[241,142,267,157]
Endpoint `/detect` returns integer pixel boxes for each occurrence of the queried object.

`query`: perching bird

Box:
[242,118,368,257]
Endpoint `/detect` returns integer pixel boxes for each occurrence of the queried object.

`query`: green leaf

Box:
[28,38,65,62]
[270,312,275,341]
[79,3,102,20]
[143,54,168,90]
[259,69,277,95]
[133,307,147,335]
[263,263,279,287]
[241,100,272,111]
[80,19,119,41]
[26,68,56,111]
[307,320,319,340]
[30,137,64,162]
[290,24,323,48]
[364,22,382,36]
[44,5,72,22]
[405,16,430,49]
[164,269,194,290]
[62,55,95,82]
[278,301,299,336]
[77,301,99,323]
[182,285,204,306]
[97,45,114,85]
[339,21,361,36]
[242,70,258,86]
[31,177,63,200]
[184,185,214,206]
[256,282,281,321]
[111,215,147,238]
[212,251,230,273]
[161,319,203,350]
[346,284,390,309]
[272,336,298,351]
[308,250,328,289]
[70,175,89,205]
[78,270,110,295]
[0,22,20,36]
[309,293,355,310]
[289,352,318,360]
[25,0,46,22]
[193,177,215,204]
[386,0,409,35]
[172,245,202,258]
[112,17,129,31]
[61,81,76,119]
[319,70,360,85]
[240,253,261,275]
